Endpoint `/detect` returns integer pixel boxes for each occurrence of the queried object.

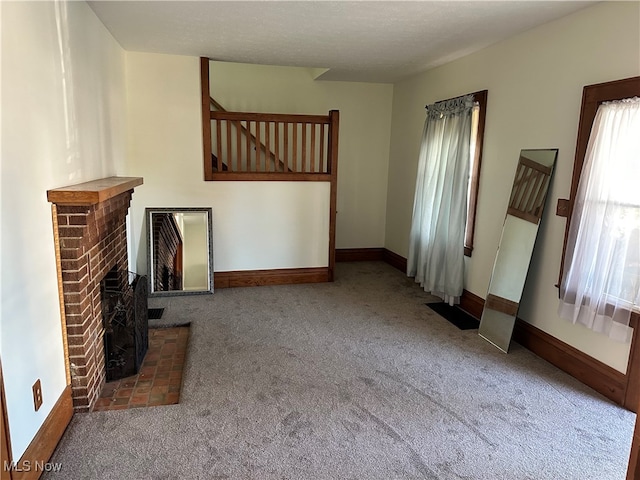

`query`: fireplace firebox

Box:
[102,269,148,382]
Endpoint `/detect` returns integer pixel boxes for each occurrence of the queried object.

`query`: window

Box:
[558,77,640,343]
[407,90,487,304]
[410,90,487,258]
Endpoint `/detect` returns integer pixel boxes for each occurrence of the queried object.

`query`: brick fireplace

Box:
[48,177,143,412]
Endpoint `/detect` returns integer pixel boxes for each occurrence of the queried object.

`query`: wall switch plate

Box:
[32,379,43,411]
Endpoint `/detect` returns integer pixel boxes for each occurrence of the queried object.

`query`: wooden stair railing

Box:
[201,60,338,181]
[207,109,338,181]
[209,97,289,173]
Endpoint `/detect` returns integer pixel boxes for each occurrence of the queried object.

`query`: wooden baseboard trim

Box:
[214,267,329,289]
[415,283,626,405]
[512,318,626,405]
[460,289,484,320]
[460,289,627,406]
[382,249,407,273]
[336,248,384,262]
[11,385,73,480]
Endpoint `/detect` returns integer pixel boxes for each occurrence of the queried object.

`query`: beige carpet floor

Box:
[46,261,635,479]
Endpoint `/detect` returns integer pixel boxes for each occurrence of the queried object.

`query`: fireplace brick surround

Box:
[48,177,143,411]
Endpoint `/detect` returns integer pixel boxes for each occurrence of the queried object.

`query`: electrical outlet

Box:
[32,379,43,411]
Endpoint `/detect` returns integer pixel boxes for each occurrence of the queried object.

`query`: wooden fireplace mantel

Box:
[47,176,143,205]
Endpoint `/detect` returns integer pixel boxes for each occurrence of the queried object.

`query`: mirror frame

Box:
[478,149,558,352]
[146,207,214,297]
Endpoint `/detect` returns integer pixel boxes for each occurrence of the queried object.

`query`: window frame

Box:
[464,90,488,257]
[558,77,640,285]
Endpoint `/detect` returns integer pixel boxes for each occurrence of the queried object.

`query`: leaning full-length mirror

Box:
[146,208,214,296]
[478,149,557,352]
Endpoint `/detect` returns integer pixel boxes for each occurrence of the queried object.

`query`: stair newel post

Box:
[200,57,213,180]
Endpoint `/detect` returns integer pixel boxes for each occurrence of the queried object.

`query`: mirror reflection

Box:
[478,149,557,352]
[146,208,214,296]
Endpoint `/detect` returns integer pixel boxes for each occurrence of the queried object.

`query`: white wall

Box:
[386,1,640,372]
[0,1,126,458]
[124,55,393,275]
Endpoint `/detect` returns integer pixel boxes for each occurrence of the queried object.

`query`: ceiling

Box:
[88,1,595,83]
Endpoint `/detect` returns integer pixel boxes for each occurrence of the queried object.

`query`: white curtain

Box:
[407,95,474,305]
[558,97,640,342]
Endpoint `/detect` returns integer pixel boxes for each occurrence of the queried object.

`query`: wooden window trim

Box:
[464,90,488,257]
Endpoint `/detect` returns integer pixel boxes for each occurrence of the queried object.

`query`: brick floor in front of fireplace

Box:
[93,326,189,411]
